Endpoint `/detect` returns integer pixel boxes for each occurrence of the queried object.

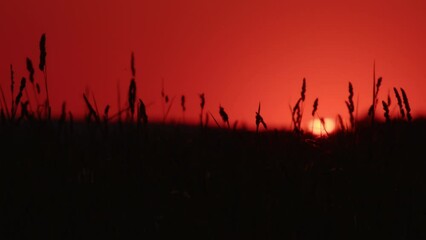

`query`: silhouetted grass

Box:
[311,97,318,117]
[39,33,50,120]
[401,88,412,122]
[255,102,267,134]
[199,93,205,127]
[137,98,148,126]
[382,100,390,123]
[291,78,306,134]
[1,33,425,240]
[128,52,137,120]
[219,105,230,129]
[394,87,405,119]
[10,64,14,118]
[13,77,26,120]
[345,82,355,130]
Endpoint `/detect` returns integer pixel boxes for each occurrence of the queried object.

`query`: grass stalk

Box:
[10,64,14,117]
[400,88,412,122]
[199,93,205,126]
[163,96,176,123]
[208,111,221,128]
[0,85,10,120]
[311,98,318,134]
[255,102,267,133]
[394,87,405,119]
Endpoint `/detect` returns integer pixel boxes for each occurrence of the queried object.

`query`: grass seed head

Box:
[382,100,390,123]
[400,88,412,122]
[345,82,355,129]
[393,87,405,119]
[301,78,306,101]
[200,93,205,110]
[375,77,382,96]
[219,105,229,127]
[312,98,318,117]
[128,79,136,116]
[20,77,26,92]
[131,52,135,77]
[39,33,46,71]
[181,95,186,112]
[26,58,35,84]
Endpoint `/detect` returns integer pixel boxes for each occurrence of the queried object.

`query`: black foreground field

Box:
[1,119,426,240]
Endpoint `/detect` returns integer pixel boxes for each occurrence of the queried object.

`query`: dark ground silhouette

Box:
[1,119,425,239]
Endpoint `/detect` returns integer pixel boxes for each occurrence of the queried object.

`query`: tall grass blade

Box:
[394,87,405,119]
[0,85,10,120]
[400,88,412,122]
[10,64,14,116]
[382,100,390,124]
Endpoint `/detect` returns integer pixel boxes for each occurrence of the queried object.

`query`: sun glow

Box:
[309,118,336,136]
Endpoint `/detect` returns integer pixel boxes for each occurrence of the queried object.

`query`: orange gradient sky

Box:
[1,0,426,130]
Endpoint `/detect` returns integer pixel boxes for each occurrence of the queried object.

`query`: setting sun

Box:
[309,117,336,136]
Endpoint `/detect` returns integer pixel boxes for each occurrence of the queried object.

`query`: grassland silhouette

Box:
[1,33,425,239]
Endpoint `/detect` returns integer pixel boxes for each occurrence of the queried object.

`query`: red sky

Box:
[1,0,426,130]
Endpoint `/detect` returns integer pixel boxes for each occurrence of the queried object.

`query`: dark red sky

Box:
[1,0,426,130]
